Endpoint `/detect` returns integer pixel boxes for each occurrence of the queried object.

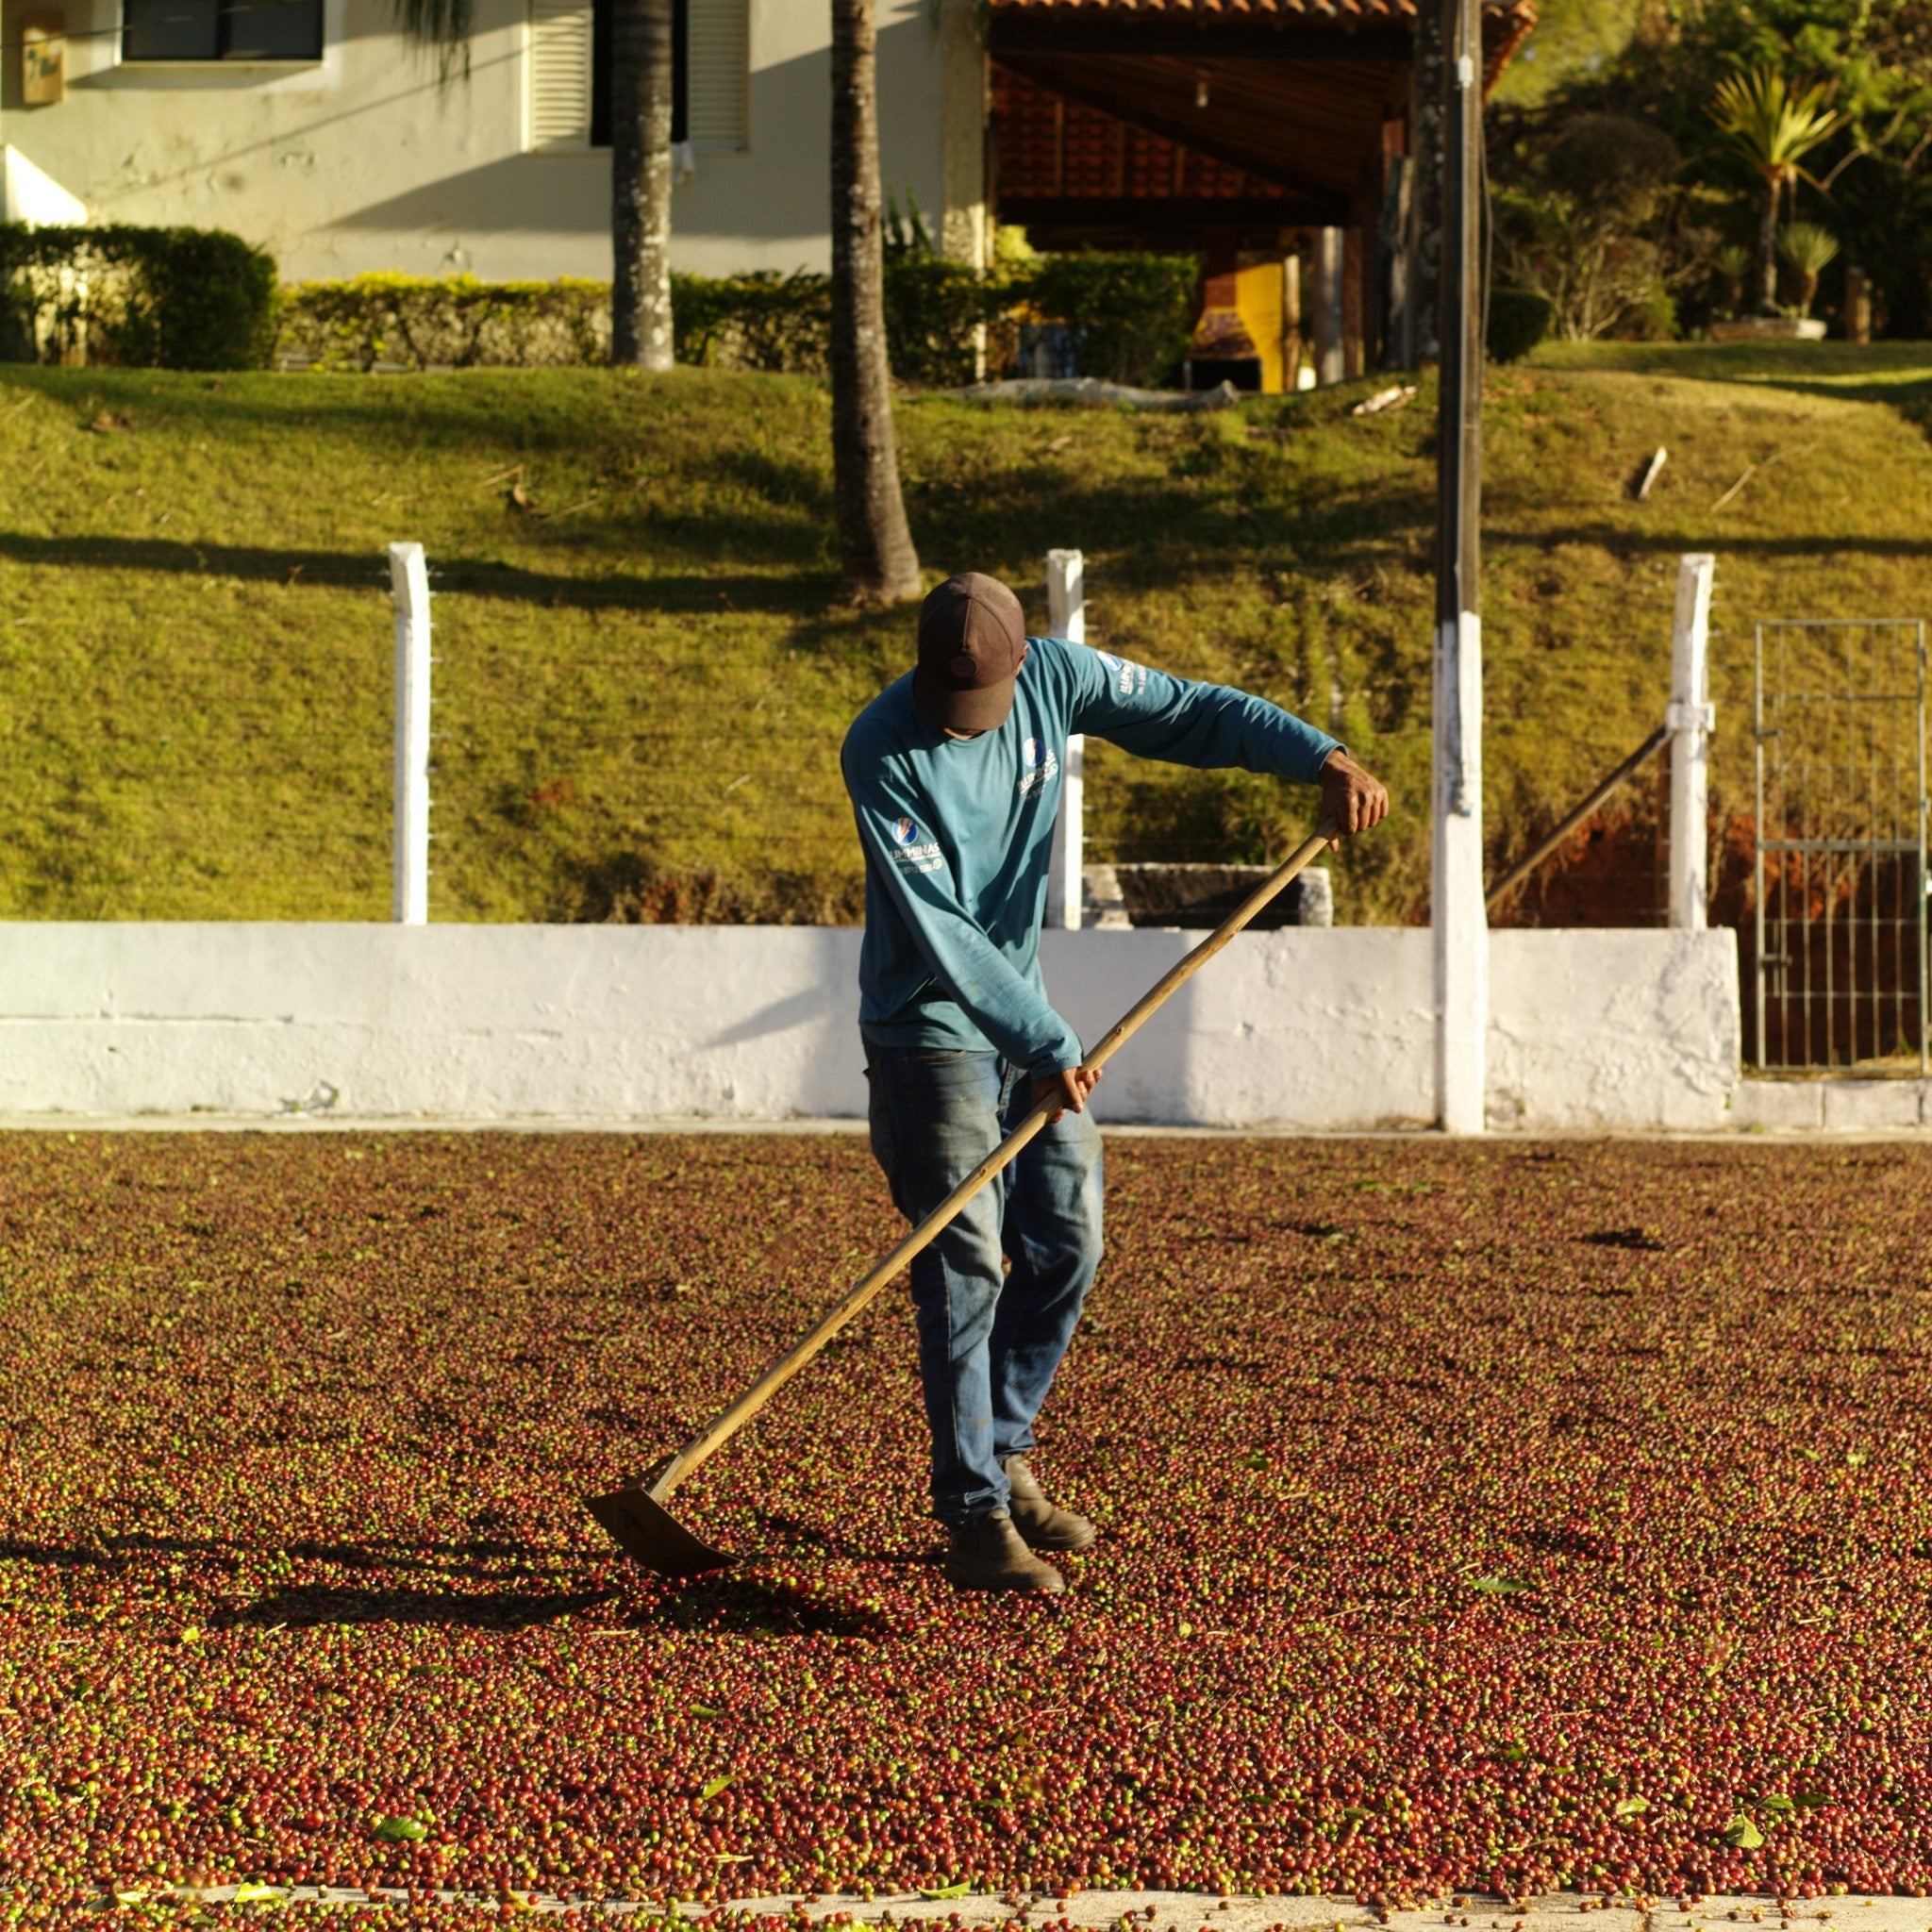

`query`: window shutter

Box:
[527,0,592,149]
[685,0,747,154]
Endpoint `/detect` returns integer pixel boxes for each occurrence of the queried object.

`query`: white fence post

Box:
[390,541,431,926]
[1668,553,1716,930]
[1045,548,1085,931]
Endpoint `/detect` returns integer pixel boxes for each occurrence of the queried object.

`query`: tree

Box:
[1493,115,1687,340]
[828,0,923,603]
[610,0,675,368]
[1490,0,1932,334]
[1776,220,1840,314]
[390,0,673,370]
[1708,67,1847,314]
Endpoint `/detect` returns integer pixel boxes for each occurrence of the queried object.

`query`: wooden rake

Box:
[585,825,1336,1577]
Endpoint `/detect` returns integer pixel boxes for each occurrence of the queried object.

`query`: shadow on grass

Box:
[1498,524,1932,561]
[0,532,828,616]
[1525,341,1932,444]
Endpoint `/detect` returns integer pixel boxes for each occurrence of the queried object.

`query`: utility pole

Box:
[1406,0,1445,363]
[1432,0,1486,1132]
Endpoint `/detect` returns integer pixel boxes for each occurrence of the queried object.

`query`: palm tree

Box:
[1776,221,1840,317]
[829,0,922,602]
[1708,67,1846,317]
[1710,242,1751,315]
[391,0,672,369]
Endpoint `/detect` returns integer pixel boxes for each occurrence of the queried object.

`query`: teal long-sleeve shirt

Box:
[840,634,1341,1075]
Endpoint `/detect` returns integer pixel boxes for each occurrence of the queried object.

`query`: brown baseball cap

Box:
[913,572,1029,732]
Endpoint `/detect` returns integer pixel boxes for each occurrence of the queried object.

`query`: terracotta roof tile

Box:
[990,0,1534,22]
[990,0,1416,17]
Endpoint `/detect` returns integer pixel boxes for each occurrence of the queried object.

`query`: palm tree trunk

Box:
[829,0,922,602]
[611,0,675,369]
[1755,176,1779,316]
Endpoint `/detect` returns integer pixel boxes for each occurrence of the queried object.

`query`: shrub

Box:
[0,224,275,370]
[1487,286,1554,361]
[275,254,1199,389]
[1775,220,1840,315]
[883,255,1008,388]
[1491,113,1703,341]
[277,273,608,371]
[671,270,829,374]
[1021,253,1198,387]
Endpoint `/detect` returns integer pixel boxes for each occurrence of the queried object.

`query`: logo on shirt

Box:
[1094,650,1146,699]
[886,814,943,873]
[1016,737,1060,798]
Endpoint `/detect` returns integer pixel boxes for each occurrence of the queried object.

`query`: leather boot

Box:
[1001,1456,1097,1554]
[943,1508,1066,1593]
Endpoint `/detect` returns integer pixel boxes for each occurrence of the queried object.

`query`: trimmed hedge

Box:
[275,274,608,372]
[669,271,830,375]
[1022,254,1199,386]
[0,225,276,371]
[0,223,1197,386]
[1487,286,1555,364]
[277,255,1201,390]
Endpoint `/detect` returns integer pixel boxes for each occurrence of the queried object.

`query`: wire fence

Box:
[20,535,1919,988]
[1749,619,1928,1074]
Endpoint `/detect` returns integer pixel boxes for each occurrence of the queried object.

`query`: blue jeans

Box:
[863,1042,1105,1527]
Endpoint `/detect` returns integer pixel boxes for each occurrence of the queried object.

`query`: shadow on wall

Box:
[335,17,939,255]
[1041,930,1203,1126]
[33,8,940,271]
[694,925,866,1117]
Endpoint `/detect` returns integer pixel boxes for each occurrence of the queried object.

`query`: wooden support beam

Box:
[991,17,1415,61]
[998,193,1351,232]
[994,55,1364,202]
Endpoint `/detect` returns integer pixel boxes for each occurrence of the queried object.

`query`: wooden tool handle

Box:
[644,826,1336,1503]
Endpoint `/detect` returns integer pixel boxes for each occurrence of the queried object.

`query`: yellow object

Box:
[1235,258,1291,394]
[1188,258,1300,393]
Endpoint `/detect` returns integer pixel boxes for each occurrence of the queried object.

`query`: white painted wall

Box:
[0,0,962,281]
[1486,928,1740,1132]
[1,143,89,223]
[0,924,1740,1131]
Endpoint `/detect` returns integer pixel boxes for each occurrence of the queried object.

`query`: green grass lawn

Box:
[1,341,1928,924]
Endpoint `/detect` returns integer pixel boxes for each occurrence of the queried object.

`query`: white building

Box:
[0,0,989,278]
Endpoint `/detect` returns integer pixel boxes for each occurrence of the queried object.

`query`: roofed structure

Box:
[983,0,1535,379]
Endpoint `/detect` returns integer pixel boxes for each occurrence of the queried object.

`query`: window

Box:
[123,0,323,60]
[529,0,747,154]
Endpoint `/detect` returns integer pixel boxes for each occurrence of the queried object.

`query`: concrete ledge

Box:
[1821,1077,1928,1130]
[1726,1077,1930,1132]
[1725,1080,1826,1132]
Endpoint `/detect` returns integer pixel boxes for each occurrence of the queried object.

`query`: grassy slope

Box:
[0,343,1928,924]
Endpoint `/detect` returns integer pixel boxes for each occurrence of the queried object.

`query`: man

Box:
[841,572,1388,1593]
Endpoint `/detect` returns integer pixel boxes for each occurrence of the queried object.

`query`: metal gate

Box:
[1754,620,1928,1073]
